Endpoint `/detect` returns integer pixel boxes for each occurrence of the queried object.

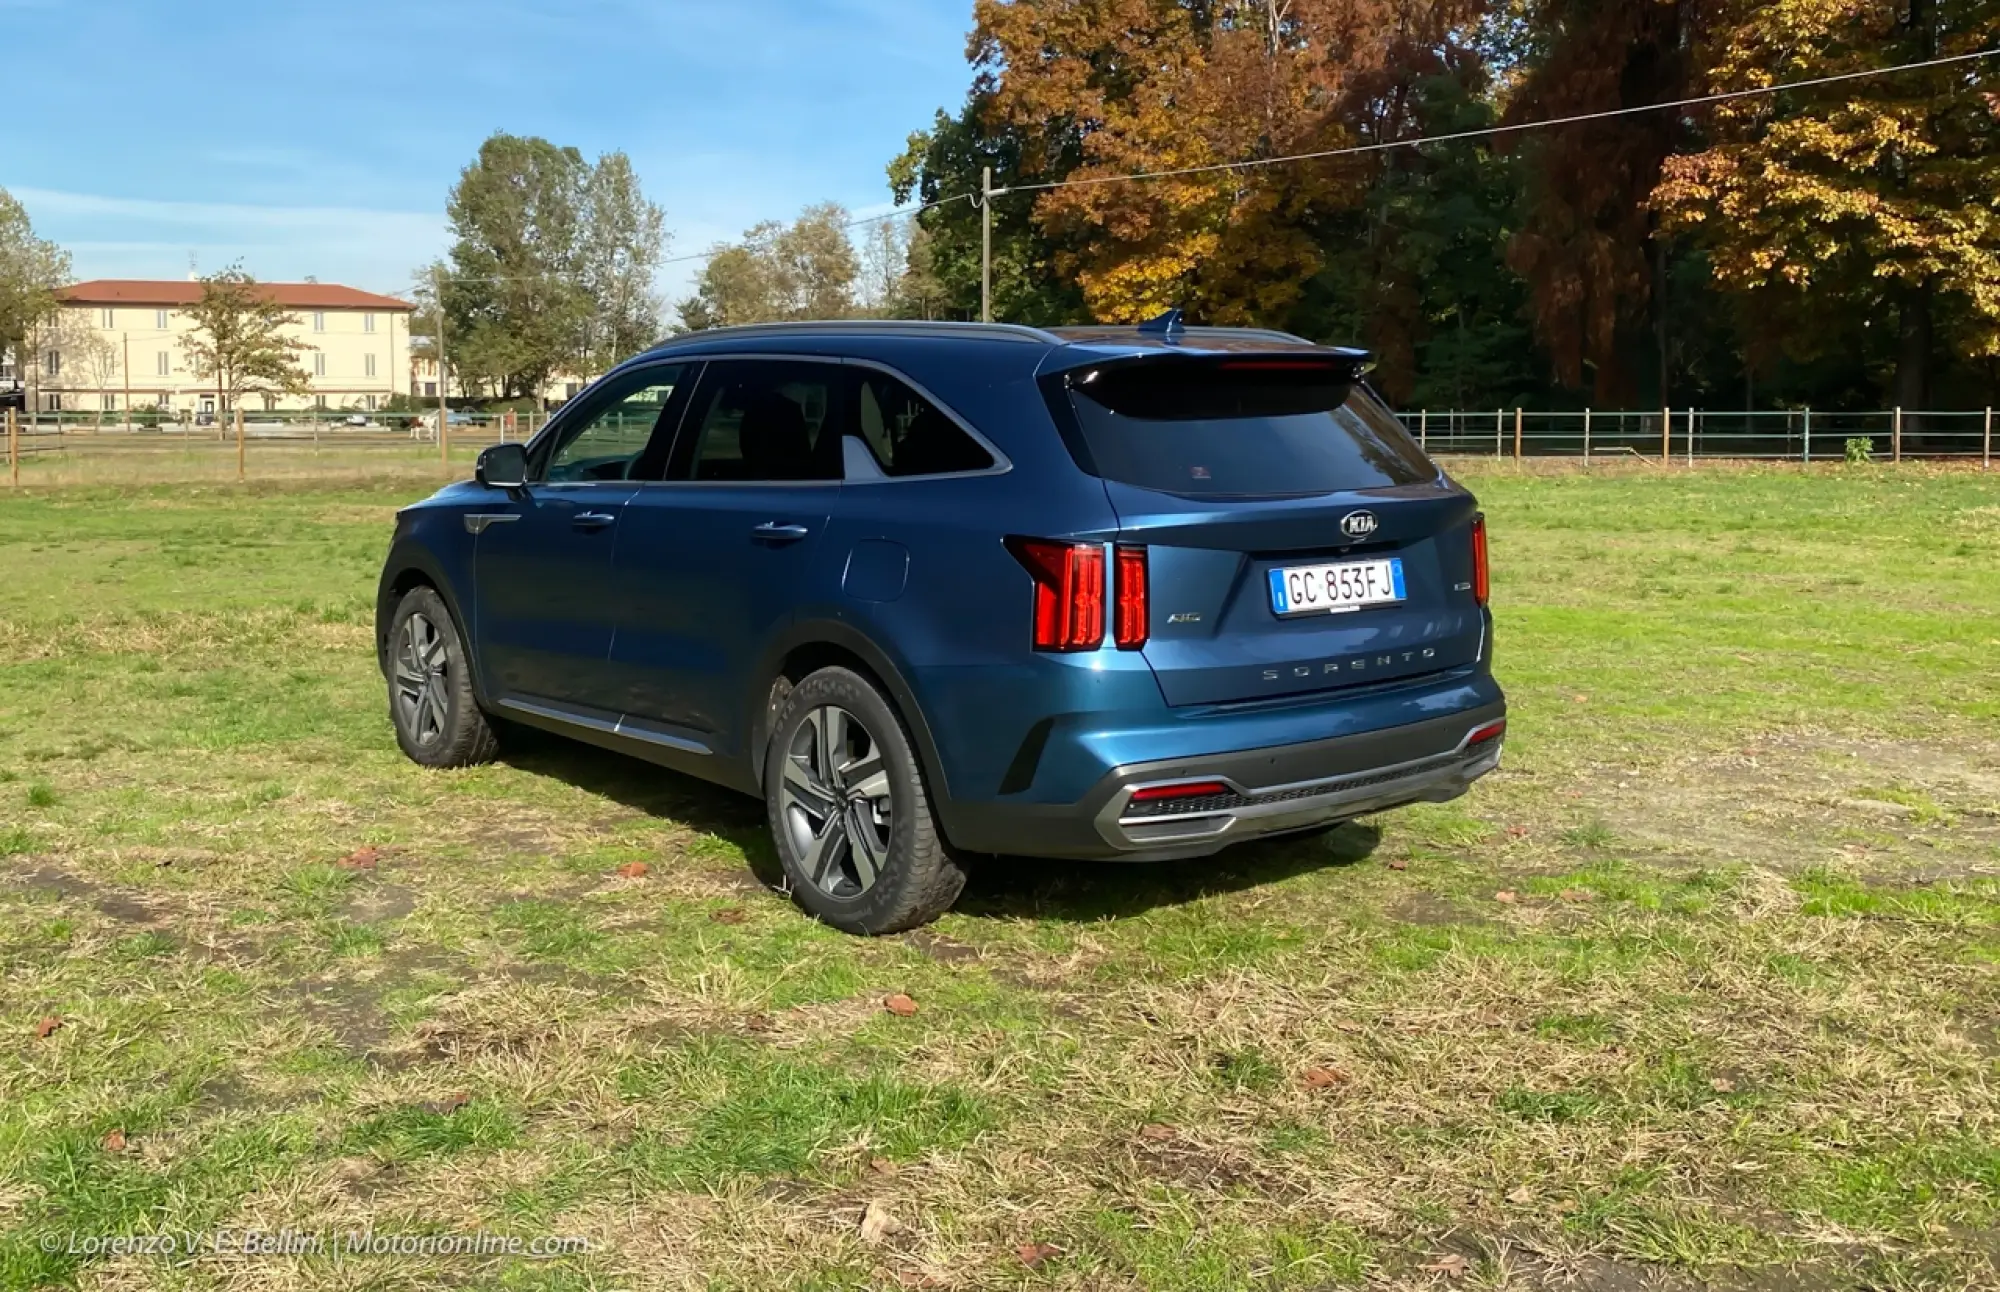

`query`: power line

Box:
[398,45,1996,300]
[993,46,2000,197]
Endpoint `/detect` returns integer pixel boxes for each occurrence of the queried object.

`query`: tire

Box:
[385,586,500,769]
[764,666,966,935]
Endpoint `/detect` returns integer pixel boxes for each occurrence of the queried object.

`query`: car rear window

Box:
[1048,358,1434,498]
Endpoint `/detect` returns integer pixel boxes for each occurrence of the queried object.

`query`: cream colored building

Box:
[38,279,413,417]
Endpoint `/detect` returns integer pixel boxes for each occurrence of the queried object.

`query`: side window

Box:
[674,361,842,482]
[540,365,687,483]
[855,371,994,477]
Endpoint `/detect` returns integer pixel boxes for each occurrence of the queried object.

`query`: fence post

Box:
[1662,407,1671,465]
[1803,408,1812,465]
[235,406,245,481]
[1582,408,1591,463]
[1418,409,1427,451]
[1494,409,1503,460]
[1513,408,1523,461]
[7,407,16,487]
[1892,407,1902,463]
[1688,408,1696,467]
[1985,407,1993,472]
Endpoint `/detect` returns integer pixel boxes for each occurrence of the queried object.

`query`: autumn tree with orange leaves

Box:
[892,0,2000,411]
[972,0,1484,330]
[1652,0,2000,412]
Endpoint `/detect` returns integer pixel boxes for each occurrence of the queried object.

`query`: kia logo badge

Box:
[1341,510,1379,540]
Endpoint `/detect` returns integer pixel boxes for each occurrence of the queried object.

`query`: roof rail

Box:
[1047,323,1319,346]
[650,319,1064,348]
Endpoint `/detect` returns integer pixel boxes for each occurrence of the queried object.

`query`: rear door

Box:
[1047,355,1486,707]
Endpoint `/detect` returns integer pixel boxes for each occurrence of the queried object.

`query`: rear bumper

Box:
[945,698,1505,861]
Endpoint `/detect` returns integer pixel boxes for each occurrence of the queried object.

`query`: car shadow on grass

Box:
[493,724,1383,923]
[956,823,1383,923]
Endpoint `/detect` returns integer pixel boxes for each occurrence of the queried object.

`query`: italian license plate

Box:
[1268,558,1405,618]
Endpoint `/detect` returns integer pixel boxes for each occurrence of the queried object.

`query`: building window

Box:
[264,394,278,412]
[312,312,325,332]
[365,394,377,411]
[315,395,328,410]
[157,351,171,376]
[364,313,376,334]
[103,393,118,411]
[47,393,62,411]
[424,381,437,398]
[313,353,327,377]
[364,353,377,378]
[45,350,60,378]
[101,308,116,328]
[156,309,169,329]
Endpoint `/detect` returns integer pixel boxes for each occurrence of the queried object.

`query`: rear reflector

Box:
[1114,546,1148,650]
[1471,514,1490,606]
[1466,719,1506,747]
[1130,780,1232,804]
[1006,537,1106,652]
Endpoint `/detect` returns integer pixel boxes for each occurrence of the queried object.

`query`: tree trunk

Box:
[1896,279,1932,440]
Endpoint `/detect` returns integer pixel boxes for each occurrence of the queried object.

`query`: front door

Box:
[473,362,692,715]
[603,360,847,756]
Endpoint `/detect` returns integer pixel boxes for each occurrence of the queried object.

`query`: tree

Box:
[438,134,592,400]
[579,151,668,370]
[42,311,122,428]
[437,135,669,398]
[0,188,71,399]
[177,267,313,419]
[1652,0,2000,412]
[1503,0,1697,403]
[676,204,863,329]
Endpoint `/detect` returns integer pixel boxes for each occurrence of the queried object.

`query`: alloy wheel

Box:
[393,612,450,746]
[780,704,893,899]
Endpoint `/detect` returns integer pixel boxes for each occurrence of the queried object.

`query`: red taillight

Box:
[1467,719,1506,747]
[1007,537,1105,652]
[1471,514,1490,606]
[1114,546,1148,650]
[1130,780,1231,803]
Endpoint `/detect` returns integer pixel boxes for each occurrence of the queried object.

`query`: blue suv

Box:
[377,319,1504,933]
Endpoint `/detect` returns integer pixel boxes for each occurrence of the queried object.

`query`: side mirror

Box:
[476,443,527,490]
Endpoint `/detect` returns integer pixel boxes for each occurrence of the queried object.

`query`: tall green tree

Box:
[439,134,591,399]
[579,152,669,370]
[0,189,70,390]
[177,267,314,415]
[436,134,668,397]
[676,204,863,329]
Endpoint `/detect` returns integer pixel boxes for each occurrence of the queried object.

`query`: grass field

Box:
[2,463,1996,1291]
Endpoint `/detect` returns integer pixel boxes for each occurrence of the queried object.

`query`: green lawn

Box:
[1,463,1996,1291]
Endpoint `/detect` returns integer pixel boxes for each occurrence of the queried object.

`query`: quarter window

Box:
[674,361,841,483]
[853,371,994,477]
[541,364,688,483]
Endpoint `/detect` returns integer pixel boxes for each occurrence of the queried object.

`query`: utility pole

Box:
[435,266,449,470]
[981,166,993,324]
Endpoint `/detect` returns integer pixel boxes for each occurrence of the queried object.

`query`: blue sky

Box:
[2,0,977,305]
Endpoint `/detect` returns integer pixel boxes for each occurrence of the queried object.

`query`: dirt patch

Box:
[902,929,983,963]
[1388,891,1489,927]
[342,883,417,923]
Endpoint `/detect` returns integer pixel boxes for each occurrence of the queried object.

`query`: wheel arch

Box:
[751,621,962,845]
[376,547,473,685]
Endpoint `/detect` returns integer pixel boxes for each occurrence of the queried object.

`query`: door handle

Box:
[752,522,811,542]
[573,512,617,530]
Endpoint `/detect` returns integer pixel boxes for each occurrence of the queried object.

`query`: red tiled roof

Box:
[59,280,413,310]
